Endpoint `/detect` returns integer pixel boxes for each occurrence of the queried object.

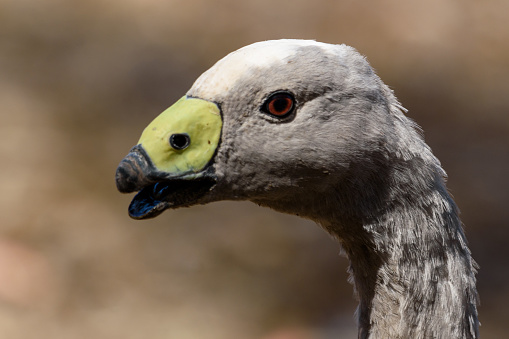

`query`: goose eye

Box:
[262,92,295,117]
[169,133,191,150]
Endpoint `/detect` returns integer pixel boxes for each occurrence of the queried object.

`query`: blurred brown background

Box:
[1,0,508,338]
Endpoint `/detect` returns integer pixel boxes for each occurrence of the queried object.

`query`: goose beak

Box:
[115,96,222,219]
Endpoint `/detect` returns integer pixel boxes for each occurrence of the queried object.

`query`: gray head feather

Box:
[190,40,479,338]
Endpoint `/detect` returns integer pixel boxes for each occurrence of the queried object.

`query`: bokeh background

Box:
[1,0,508,338]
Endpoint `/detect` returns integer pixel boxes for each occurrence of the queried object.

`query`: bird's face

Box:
[116,40,389,219]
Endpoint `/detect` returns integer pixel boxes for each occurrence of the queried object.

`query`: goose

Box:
[115,40,479,338]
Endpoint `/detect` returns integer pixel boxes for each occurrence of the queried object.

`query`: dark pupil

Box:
[170,133,190,150]
[273,97,289,112]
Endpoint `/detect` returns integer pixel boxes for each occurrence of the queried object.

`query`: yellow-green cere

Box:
[138,96,222,175]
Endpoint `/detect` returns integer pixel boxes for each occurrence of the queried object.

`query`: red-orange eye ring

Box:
[262,92,295,118]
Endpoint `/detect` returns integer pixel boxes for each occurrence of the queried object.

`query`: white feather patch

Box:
[189,39,336,100]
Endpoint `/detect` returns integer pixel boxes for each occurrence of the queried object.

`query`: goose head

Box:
[116,39,412,222]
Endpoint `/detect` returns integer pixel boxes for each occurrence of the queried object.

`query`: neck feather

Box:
[323,158,480,338]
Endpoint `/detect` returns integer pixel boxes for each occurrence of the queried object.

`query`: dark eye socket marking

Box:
[261,91,295,118]
[169,133,191,150]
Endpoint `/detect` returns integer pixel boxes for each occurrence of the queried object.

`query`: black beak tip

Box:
[115,163,137,193]
[115,145,159,194]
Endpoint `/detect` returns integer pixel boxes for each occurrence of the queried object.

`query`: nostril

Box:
[169,133,191,150]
